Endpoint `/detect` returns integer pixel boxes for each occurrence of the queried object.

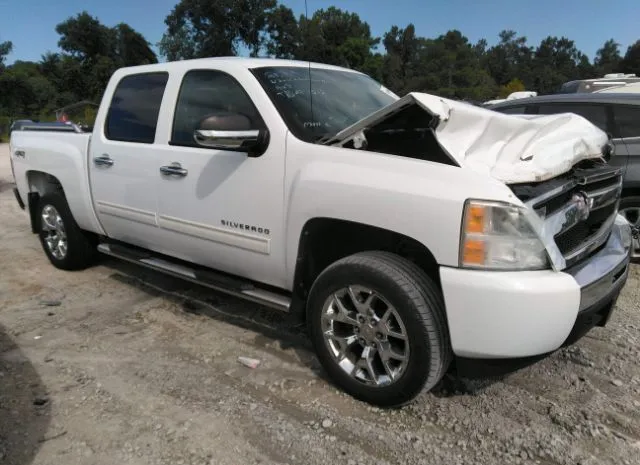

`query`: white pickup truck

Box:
[9,57,633,406]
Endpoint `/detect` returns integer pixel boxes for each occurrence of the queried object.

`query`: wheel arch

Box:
[290,217,441,317]
[25,171,66,233]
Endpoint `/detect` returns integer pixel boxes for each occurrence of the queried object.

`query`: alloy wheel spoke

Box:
[41,205,67,259]
[325,330,358,356]
[357,345,379,384]
[324,293,359,326]
[321,285,410,388]
[347,286,375,315]
[42,213,57,230]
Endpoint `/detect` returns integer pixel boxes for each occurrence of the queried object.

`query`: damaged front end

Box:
[511,159,625,270]
[329,91,612,184]
[329,91,627,271]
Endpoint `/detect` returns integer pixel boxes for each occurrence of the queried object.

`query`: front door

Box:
[153,68,287,288]
[89,71,169,249]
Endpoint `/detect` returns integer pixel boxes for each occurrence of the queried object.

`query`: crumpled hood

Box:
[331,92,610,184]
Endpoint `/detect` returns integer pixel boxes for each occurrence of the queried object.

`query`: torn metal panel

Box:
[331,92,610,184]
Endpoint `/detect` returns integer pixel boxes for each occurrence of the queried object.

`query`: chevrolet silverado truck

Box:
[9,57,633,406]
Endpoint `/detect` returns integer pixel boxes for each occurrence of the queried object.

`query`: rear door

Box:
[89,71,169,249]
[612,104,640,188]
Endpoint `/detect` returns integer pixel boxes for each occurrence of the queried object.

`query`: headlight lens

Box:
[460,199,549,270]
[615,213,632,251]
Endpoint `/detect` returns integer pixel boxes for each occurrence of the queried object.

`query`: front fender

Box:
[283,138,518,289]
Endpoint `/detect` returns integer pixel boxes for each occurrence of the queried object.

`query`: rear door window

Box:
[612,105,640,138]
[105,72,169,144]
[535,103,609,133]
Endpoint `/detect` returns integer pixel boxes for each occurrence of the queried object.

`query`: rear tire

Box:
[307,251,452,407]
[36,193,98,270]
[618,196,640,261]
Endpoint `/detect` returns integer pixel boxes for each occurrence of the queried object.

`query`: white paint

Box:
[8,57,627,362]
[157,215,270,254]
[440,266,581,358]
[334,92,609,183]
[96,201,156,226]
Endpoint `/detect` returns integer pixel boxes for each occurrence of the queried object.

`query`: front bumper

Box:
[440,214,631,360]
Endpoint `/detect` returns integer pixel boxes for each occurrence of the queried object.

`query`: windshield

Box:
[251,66,398,142]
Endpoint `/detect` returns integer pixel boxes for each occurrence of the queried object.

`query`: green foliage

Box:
[0,40,13,69]
[0,1,638,129]
[159,0,278,59]
[499,78,526,98]
[0,13,156,123]
[621,40,640,75]
[594,39,622,76]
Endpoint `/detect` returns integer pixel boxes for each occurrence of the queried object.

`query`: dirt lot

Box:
[1,142,639,465]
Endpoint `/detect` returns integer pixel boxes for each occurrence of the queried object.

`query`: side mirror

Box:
[193,112,269,156]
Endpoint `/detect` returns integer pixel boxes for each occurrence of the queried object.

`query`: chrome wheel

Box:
[620,206,640,259]
[41,204,67,260]
[321,285,410,387]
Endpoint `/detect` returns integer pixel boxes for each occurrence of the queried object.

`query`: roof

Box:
[116,56,361,75]
[488,92,640,109]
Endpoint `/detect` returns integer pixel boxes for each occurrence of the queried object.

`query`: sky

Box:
[0,0,638,66]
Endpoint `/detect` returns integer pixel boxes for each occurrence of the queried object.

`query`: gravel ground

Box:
[1,142,639,465]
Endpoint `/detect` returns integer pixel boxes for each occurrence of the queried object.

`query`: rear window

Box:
[613,104,640,138]
[105,72,169,144]
[535,103,609,132]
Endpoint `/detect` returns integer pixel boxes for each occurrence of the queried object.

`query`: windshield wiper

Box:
[314,132,338,145]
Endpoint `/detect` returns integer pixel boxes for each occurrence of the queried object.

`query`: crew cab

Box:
[9,57,633,406]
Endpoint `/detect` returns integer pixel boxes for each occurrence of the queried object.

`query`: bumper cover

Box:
[440,214,631,360]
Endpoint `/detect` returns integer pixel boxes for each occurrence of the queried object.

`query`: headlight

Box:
[460,199,549,270]
[615,213,632,251]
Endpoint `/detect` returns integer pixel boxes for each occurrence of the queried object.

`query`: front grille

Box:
[554,200,617,255]
[510,159,623,268]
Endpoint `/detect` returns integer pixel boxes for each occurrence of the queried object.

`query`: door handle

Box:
[159,162,188,177]
[94,154,114,167]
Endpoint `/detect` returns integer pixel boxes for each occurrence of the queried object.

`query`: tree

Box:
[381,24,420,92]
[0,40,13,69]
[499,78,525,98]
[56,12,115,62]
[53,12,157,100]
[264,5,300,58]
[113,23,158,67]
[532,36,585,94]
[621,40,640,76]
[594,39,622,76]
[159,0,277,60]
[297,7,379,70]
[484,30,533,88]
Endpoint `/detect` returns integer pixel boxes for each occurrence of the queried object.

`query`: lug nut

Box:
[354,327,360,333]
[370,318,377,325]
[376,332,384,340]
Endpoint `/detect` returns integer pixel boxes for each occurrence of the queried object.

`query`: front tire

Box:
[36,193,97,270]
[307,251,452,407]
